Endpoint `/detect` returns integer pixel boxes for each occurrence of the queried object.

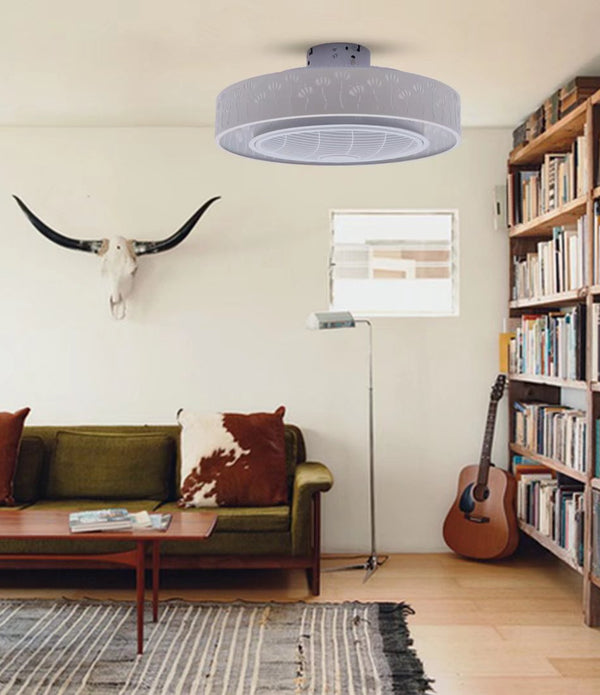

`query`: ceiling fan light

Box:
[215,43,461,165]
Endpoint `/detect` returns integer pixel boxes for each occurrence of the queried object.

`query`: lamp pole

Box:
[358,319,379,579]
[325,318,380,581]
[306,310,381,581]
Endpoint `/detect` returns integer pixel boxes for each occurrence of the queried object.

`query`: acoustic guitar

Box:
[443,374,519,560]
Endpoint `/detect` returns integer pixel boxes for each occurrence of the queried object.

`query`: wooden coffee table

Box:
[0,510,217,654]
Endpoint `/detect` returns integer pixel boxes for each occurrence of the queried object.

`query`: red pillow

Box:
[177,406,287,507]
[0,408,31,506]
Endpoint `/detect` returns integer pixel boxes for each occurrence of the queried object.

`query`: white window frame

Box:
[329,209,460,318]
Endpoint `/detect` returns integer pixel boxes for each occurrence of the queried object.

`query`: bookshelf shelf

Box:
[509,196,587,238]
[509,290,584,309]
[508,373,587,390]
[518,520,584,574]
[510,444,588,482]
[509,101,587,166]
[507,88,600,626]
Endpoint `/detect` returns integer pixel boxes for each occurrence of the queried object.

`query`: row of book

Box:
[513,401,587,474]
[511,221,586,300]
[69,508,172,533]
[594,201,600,284]
[514,457,584,567]
[507,138,588,227]
[508,306,585,381]
[593,490,600,577]
[589,304,600,383]
[594,421,600,477]
[512,76,600,149]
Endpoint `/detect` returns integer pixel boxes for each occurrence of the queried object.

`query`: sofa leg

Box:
[306,565,320,595]
[307,492,321,596]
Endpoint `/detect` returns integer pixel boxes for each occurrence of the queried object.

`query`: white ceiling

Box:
[2,0,600,129]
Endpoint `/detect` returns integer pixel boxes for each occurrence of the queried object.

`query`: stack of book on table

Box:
[69,508,172,533]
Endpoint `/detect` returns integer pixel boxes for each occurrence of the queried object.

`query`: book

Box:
[128,511,153,528]
[150,513,172,531]
[128,511,172,531]
[593,490,600,577]
[69,508,133,533]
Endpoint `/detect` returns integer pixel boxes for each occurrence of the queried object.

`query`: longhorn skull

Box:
[13,195,220,319]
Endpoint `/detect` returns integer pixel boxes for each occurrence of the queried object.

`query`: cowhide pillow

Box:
[177,406,288,507]
[0,407,31,506]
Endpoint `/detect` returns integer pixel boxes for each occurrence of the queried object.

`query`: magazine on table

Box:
[69,508,133,533]
[69,508,172,533]
[128,511,172,531]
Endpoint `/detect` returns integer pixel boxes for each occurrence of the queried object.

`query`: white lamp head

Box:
[306,311,356,330]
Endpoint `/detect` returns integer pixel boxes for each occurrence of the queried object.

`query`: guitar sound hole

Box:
[473,484,489,502]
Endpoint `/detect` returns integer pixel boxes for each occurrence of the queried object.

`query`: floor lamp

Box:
[306,310,381,581]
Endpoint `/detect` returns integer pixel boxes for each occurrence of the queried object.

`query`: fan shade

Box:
[215,43,461,165]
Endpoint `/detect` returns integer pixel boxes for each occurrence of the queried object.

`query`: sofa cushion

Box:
[13,436,45,503]
[177,407,288,508]
[0,407,30,505]
[156,501,290,532]
[46,431,175,500]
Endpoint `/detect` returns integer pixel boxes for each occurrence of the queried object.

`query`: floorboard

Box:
[0,541,598,694]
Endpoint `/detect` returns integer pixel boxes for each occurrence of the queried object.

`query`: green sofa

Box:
[0,424,333,594]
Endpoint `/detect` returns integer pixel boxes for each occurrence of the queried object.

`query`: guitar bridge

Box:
[464,514,490,523]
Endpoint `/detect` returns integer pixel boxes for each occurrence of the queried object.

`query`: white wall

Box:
[0,126,511,552]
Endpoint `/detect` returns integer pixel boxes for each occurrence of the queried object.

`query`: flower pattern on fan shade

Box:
[348,84,366,108]
[333,70,351,108]
[252,91,267,106]
[314,75,332,108]
[366,77,383,105]
[297,85,314,111]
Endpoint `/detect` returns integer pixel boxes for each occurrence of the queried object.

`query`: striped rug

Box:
[0,599,431,694]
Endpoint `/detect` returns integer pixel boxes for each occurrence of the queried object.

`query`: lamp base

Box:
[323,553,383,583]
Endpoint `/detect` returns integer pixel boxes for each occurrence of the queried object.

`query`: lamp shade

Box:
[306,311,356,330]
[215,43,460,165]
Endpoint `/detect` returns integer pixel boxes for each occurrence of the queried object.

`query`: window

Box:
[329,210,459,317]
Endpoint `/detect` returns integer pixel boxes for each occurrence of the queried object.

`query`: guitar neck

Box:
[477,398,499,486]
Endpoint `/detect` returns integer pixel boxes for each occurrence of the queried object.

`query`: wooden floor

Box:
[1,542,599,694]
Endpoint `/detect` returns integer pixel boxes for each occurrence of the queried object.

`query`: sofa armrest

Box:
[291,462,333,555]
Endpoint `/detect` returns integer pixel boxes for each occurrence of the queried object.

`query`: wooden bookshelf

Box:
[518,521,584,574]
[509,195,587,238]
[508,373,587,390]
[509,101,587,166]
[507,89,600,626]
[510,443,588,483]
[509,289,583,309]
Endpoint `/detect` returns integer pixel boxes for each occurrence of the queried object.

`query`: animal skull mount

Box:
[13,195,220,319]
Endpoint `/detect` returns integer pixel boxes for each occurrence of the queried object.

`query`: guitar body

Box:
[443,374,519,560]
[443,464,519,560]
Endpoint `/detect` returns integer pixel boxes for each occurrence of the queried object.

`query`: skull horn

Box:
[13,196,104,253]
[132,196,221,256]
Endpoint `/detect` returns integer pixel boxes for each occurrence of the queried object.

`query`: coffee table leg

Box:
[136,540,145,655]
[152,540,160,622]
